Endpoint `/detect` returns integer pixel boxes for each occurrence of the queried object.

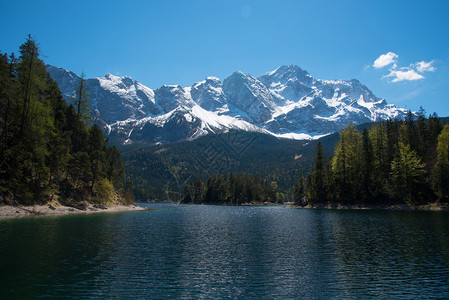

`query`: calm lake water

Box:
[1,203,449,298]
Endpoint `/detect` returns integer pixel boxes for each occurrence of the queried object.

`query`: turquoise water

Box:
[1,203,449,298]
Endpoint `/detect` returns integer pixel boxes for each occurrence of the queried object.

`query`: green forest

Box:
[294,114,449,206]
[0,36,133,206]
[181,173,284,205]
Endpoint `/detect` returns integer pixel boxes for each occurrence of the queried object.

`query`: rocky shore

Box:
[0,202,149,220]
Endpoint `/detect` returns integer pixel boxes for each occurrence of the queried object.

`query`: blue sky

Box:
[1,0,448,116]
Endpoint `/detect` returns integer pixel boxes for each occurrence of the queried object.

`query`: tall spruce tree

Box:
[331,125,363,202]
[361,128,374,203]
[309,141,328,204]
[368,123,389,198]
[432,125,449,202]
[15,36,54,202]
[72,71,91,124]
[293,172,305,205]
[390,142,426,204]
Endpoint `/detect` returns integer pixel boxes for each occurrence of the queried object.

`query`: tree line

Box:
[294,112,449,206]
[0,36,133,205]
[181,173,283,205]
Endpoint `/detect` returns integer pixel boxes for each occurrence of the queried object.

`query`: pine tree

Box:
[88,124,107,191]
[105,146,125,187]
[205,174,228,203]
[309,141,328,204]
[192,177,206,203]
[183,177,206,204]
[390,142,426,204]
[65,105,88,153]
[44,74,70,188]
[17,35,43,137]
[368,123,389,198]
[331,125,363,202]
[15,36,54,202]
[293,172,305,206]
[72,71,91,124]
[432,125,449,202]
[425,113,443,167]
[361,128,374,203]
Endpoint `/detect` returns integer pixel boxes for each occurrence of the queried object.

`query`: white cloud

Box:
[384,69,424,82]
[373,52,398,69]
[415,60,436,73]
[372,52,436,82]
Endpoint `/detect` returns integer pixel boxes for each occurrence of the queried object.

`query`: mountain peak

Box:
[46,63,409,145]
[205,76,220,82]
[104,73,117,79]
[261,65,313,84]
[231,70,247,77]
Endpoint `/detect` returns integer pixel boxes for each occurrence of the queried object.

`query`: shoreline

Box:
[146,200,449,211]
[0,203,149,220]
[286,203,449,211]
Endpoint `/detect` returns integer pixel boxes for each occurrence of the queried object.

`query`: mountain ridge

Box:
[46,64,409,144]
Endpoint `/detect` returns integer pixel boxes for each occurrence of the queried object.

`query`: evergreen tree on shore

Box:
[296,116,448,206]
[0,37,129,205]
[432,125,449,202]
[308,141,329,204]
[182,173,277,205]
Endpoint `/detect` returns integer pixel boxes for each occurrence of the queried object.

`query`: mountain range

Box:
[46,64,409,144]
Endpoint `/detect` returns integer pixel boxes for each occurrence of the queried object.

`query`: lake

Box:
[1,203,448,298]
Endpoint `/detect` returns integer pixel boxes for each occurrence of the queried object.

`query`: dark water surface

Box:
[1,203,449,298]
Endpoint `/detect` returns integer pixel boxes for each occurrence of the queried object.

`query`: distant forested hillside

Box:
[118,122,377,200]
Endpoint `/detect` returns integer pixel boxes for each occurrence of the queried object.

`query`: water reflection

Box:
[1,205,449,298]
[0,214,122,298]
[328,210,449,297]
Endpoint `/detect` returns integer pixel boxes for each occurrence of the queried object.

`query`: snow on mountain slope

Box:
[46,64,409,144]
[46,65,157,123]
[91,74,158,123]
[223,71,277,124]
[259,65,408,135]
[190,76,227,112]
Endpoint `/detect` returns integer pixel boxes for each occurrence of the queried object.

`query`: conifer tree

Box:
[293,172,305,205]
[331,125,363,202]
[44,74,70,187]
[15,35,54,201]
[205,174,228,203]
[390,142,426,204]
[368,123,389,197]
[105,146,125,187]
[361,128,374,203]
[432,125,449,202]
[72,71,91,124]
[309,141,328,203]
[88,124,107,190]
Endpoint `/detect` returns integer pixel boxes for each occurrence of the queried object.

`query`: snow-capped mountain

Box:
[46,64,408,144]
